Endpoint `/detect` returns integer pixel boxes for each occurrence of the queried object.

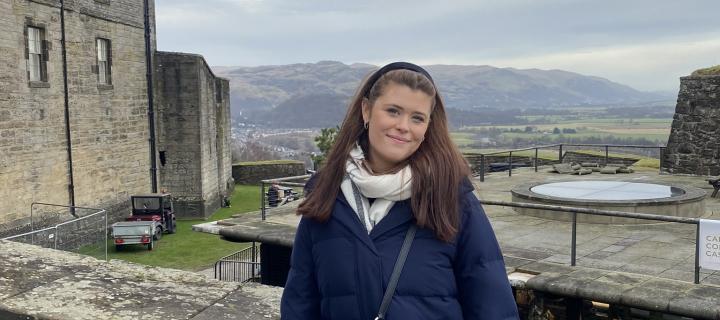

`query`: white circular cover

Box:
[530,181,684,200]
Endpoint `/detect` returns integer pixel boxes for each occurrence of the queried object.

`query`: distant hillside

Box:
[213,61,671,128]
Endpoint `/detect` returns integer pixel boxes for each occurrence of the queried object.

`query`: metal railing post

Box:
[479,155,485,182]
[534,148,539,172]
[695,223,700,284]
[30,203,35,245]
[559,144,563,162]
[104,211,108,261]
[571,212,577,266]
[260,182,266,221]
[508,151,512,177]
[605,145,609,166]
[53,227,58,250]
[252,241,257,278]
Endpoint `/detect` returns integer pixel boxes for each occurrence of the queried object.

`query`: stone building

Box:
[154,52,232,218]
[0,0,232,231]
[664,70,720,176]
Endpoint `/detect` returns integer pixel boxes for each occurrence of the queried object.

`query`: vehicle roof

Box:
[112,221,156,227]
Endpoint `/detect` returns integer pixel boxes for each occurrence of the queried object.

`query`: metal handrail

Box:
[214,242,260,282]
[481,200,702,284]
[468,143,667,181]
[466,144,561,156]
[260,174,312,220]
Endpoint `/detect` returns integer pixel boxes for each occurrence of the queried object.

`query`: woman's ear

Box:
[361,98,371,124]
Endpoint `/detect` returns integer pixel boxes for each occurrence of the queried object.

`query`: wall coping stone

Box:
[0,240,281,319]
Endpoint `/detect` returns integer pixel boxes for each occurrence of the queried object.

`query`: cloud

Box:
[154,0,720,91]
[479,35,720,91]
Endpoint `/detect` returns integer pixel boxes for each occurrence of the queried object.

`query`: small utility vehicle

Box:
[111,221,159,251]
[110,193,177,251]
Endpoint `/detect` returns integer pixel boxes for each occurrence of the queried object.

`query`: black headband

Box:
[363,62,435,98]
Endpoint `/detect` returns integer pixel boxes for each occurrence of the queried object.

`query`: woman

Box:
[281,62,518,320]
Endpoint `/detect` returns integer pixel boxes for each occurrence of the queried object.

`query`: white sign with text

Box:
[699,219,720,271]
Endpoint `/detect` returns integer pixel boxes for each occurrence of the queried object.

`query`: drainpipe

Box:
[60,0,76,211]
[143,0,158,193]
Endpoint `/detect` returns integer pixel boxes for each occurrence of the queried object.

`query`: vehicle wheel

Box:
[168,220,177,234]
[147,241,154,251]
[154,226,162,240]
[115,244,124,251]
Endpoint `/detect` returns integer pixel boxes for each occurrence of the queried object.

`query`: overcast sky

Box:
[155,0,720,92]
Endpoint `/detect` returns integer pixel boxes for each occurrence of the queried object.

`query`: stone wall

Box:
[664,75,720,176]
[154,52,232,219]
[232,161,306,184]
[0,0,156,226]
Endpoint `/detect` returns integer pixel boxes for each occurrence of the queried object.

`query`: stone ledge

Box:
[0,240,281,320]
[524,268,720,319]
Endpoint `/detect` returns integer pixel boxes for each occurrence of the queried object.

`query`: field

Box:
[450,108,672,170]
[451,115,672,151]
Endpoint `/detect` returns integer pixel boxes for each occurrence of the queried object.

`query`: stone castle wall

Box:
[232,161,306,185]
[664,76,720,176]
[154,52,232,218]
[0,0,156,225]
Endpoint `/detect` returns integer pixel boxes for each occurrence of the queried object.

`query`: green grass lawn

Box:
[106,185,263,271]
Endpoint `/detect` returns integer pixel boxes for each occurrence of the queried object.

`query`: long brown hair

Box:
[298,67,470,242]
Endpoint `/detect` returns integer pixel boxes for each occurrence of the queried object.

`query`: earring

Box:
[364,122,369,130]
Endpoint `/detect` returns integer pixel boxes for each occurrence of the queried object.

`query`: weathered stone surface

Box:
[665,75,720,176]
[154,52,233,219]
[232,161,306,185]
[219,216,297,247]
[0,240,280,320]
[192,283,281,320]
[667,285,720,319]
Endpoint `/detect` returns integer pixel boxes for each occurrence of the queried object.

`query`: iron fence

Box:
[466,143,667,182]
[1,203,107,261]
[214,242,261,282]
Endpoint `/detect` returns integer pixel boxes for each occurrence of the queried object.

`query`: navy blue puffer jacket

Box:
[281,178,519,320]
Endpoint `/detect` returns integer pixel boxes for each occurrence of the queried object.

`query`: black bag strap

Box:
[375,224,417,320]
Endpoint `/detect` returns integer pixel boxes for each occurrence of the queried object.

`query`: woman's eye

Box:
[387,108,400,116]
[412,116,426,123]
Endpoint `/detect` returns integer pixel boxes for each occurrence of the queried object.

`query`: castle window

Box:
[26,26,48,83]
[96,38,112,85]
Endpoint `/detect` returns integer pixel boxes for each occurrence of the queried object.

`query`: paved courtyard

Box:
[477,166,720,284]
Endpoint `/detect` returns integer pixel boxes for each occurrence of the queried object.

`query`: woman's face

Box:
[362,82,433,173]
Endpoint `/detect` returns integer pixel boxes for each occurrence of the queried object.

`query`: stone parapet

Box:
[232,161,306,185]
[0,240,281,320]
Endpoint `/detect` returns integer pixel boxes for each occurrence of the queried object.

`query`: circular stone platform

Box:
[511,181,706,224]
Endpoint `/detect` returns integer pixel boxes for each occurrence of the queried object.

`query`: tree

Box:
[552,127,561,134]
[311,126,339,168]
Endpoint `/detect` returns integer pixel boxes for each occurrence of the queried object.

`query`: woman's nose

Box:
[394,116,410,132]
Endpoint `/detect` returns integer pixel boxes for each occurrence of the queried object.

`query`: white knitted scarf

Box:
[341,145,412,233]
